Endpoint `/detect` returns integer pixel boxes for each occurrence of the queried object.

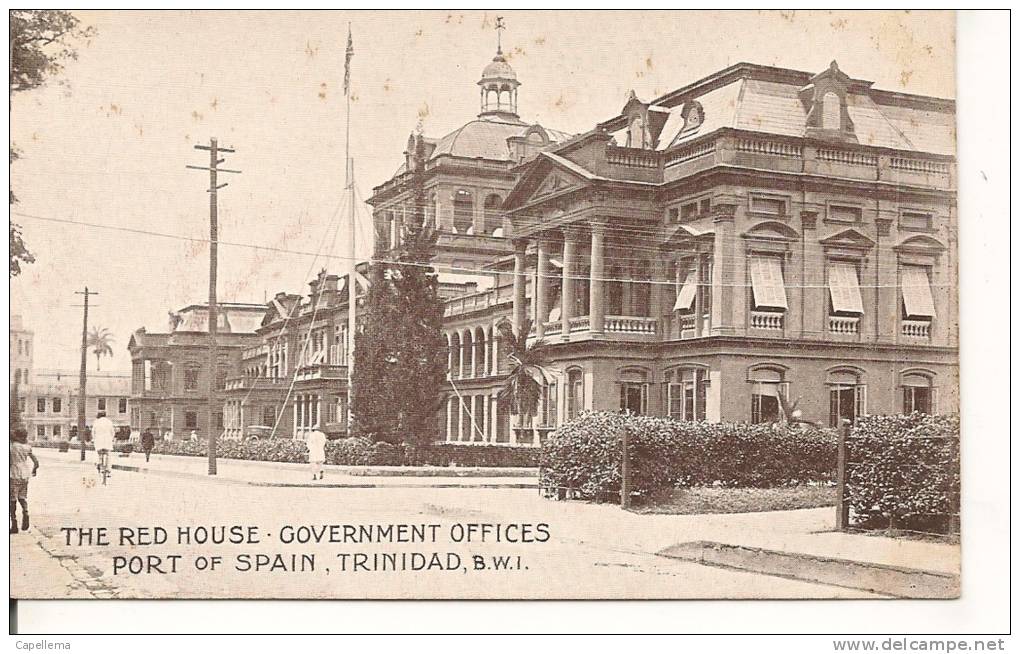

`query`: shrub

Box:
[540,412,838,501]
[846,413,960,533]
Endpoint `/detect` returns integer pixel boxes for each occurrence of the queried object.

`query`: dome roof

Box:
[480,54,517,83]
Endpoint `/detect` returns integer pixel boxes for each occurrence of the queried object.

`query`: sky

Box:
[9,10,956,372]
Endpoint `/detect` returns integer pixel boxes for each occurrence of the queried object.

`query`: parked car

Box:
[244,426,275,441]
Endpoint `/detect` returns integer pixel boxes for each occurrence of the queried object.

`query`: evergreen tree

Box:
[351,134,446,445]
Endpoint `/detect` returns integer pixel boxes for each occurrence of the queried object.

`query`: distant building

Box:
[10,314,33,387]
[128,303,266,438]
[18,370,132,442]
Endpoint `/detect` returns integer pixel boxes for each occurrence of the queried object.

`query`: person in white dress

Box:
[306,429,327,481]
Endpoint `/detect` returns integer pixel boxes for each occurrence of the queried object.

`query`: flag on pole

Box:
[343,24,354,96]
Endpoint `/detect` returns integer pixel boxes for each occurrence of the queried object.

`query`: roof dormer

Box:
[800,60,857,143]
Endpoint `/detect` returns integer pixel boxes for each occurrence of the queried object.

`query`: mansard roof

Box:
[600,62,955,156]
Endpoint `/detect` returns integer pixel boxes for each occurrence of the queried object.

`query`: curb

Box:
[109,463,538,489]
[657,541,959,599]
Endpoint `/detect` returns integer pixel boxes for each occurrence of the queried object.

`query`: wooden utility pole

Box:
[74,287,98,461]
[188,138,239,475]
[620,425,631,509]
[835,418,851,530]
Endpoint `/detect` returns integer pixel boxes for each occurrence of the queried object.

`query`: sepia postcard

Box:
[9,9,961,602]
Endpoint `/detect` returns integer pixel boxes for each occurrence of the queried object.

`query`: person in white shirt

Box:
[92,412,116,475]
[306,429,327,481]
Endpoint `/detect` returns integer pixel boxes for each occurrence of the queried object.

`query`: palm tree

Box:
[86,326,114,371]
[495,318,549,429]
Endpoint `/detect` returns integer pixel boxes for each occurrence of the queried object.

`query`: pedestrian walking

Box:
[306,428,327,481]
[141,428,155,463]
[10,428,39,534]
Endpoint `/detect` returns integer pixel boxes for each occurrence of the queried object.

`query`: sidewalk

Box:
[9,528,112,599]
[33,448,537,489]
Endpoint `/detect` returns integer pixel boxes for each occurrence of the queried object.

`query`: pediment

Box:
[743,220,801,242]
[818,227,875,250]
[502,153,593,212]
[893,234,946,253]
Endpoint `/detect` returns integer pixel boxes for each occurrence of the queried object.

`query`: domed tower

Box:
[477,18,520,121]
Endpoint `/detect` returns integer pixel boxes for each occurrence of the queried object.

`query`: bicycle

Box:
[96,449,111,486]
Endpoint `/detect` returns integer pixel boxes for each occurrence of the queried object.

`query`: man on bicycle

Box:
[92,411,116,477]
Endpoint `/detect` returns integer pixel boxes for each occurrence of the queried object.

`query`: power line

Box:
[13,209,952,289]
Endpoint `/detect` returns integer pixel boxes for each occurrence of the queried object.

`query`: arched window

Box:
[473,326,486,378]
[453,190,473,234]
[748,364,788,424]
[627,115,645,148]
[826,366,866,427]
[483,194,503,235]
[449,332,461,378]
[822,92,841,130]
[461,330,473,379]
[183,362,202,392]
[618,368,648,415]
[901,370,936,415]
[666,366,710,421]
[566,368,584,420]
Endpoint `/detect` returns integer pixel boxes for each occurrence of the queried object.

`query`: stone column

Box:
[512,240,527,336]
[458,331,466,379]
[446,396,454,442]
[482,328,490,378]
[710,204,738,335]
[446,333,452,380]
[589,220,606,334]
[535,238,550,337]
[490,325,499,375]
[482,393,490,441]
[800,211,824,339]
[561,228,578,339]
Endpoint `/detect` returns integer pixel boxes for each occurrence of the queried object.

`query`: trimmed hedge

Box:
[540,412,838,501]
[846,413,960,533]
[32,437,539,468]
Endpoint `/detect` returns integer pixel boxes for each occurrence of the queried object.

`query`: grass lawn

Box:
[631,485,837,515]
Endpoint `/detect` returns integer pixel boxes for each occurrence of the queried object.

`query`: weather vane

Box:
[495,16,505,54]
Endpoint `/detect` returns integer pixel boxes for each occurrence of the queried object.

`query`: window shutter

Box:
[750,257,788,310]
[674,268,698,311]
[901,267,936,318]
[855,385,868,417]
[828,262,864,314]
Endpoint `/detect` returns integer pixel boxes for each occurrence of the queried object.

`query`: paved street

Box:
[9,449,883,600]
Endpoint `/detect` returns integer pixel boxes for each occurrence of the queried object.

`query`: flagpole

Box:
[344,22,356,438]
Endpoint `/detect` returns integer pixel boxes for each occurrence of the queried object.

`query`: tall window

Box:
[262,406,276,427]
[900,266,935,321]
[453,190,473,234]
[902,373,936,414]
[184,364,200,391]
[821,92,841,129]
[627,114,646,148]
[52,425,61,438]
[52,398,62,413]
[631,260,652,317]
[828,369,866,427]
[119,398,128,413]
[606,265,624,315]
[619,370,648,415]
[483,194,503,235]
[37,398,46,413]
[185,411,198,429]
[97,398,106,412]
[749,256,788,330]
[566,369,584,420]
[749,367,788,424]
[541,381,558,427]
[668,368,710,421]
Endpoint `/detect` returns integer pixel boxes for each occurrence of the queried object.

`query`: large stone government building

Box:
[130,39,958,447]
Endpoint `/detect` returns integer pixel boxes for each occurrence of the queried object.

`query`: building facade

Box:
[211,50,957,449]
[128,303,266,438]
[10,314,33,387]
[18,371,132,442]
